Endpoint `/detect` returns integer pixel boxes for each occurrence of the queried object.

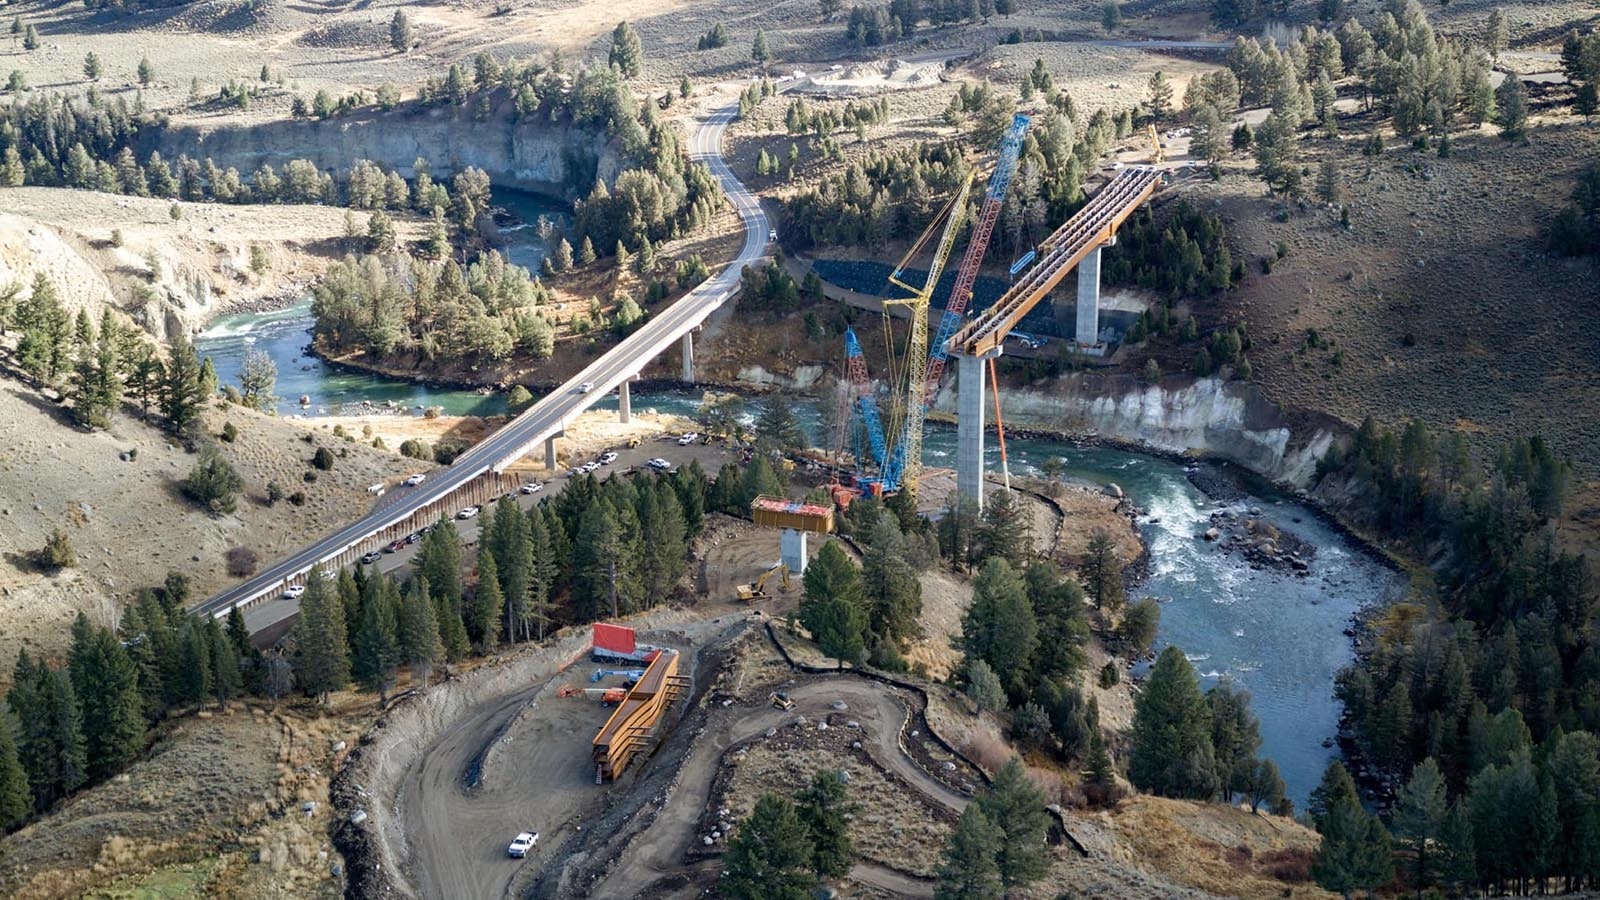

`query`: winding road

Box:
[194,94,774,633]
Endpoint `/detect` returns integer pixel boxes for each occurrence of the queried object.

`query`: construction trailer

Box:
[591,647,689,782]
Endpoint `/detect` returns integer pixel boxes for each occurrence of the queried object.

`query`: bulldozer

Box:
[735,563,789,603]
[770,691,795,710]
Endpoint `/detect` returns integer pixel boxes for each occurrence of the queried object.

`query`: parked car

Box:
[677,432,699,446]
[404,473,426,486]
[385,539,406,553]
[508,831,539,858]
[360,551,383,565]
[577,381,595,394]
[282,585,306,600]
[647,457,672,470]
[405,532,423,545]
[599,451,618,465]
[457,506,481,520]
[581,461,601,473]
[520,482,544,494]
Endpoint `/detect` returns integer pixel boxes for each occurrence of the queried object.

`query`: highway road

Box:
[194,97,772,631]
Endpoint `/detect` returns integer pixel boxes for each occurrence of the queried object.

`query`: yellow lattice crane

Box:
[877,170,976,500]
[1147,123,1164,165]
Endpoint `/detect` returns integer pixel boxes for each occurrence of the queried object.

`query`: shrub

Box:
[423,406,441,419]
[288,491,307,506]
[311,446,335,470]
[220,421,238,442]
[266,481,286,505]
[1098,661,1121,688]
[181,444,243,515]
[399,438,433,461]
[303,470,318,483]
[434,442,464,465]
[226,546,259,577]
[38,527,75,570]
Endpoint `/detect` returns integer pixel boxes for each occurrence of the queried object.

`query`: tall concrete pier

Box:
[955,349,1002,510]
[1075,244,1102,347]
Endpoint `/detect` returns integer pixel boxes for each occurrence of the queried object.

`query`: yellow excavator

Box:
[736,563,790,602]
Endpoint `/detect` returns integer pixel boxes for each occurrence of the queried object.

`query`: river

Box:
[193,193,1400,811]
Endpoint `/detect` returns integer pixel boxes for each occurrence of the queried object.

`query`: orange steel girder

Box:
[948,167,1161,360]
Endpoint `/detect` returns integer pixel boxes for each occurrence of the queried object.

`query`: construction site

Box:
[321,129,1219,900]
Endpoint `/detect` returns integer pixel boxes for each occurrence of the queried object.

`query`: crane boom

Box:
[843,328,887,470]
[879,170,976,496]
[924,113,1031,407]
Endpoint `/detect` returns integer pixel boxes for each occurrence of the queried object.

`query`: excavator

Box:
[1147,123,1164,165]
[736,563,790,602]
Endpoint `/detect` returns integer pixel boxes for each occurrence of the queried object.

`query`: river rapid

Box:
[194,192,1401,811]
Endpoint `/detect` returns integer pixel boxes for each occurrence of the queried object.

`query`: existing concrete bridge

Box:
[193,99,773,633]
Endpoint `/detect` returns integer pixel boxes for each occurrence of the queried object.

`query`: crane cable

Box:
[989,358,1012,494]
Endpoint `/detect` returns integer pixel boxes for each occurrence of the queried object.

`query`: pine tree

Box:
[418,518,464,621]
[83,52,102,81]
[1081,527,1124,612]
[11,658,87,812]
[1495,74,1528,140]
[206,617,241,706]
[1148,70,1173,121]
[398,578,444,688]
[227,606,262,693]
[800,542,868,667]
[160,330,210,434]
[179,621,212,706]
[752,29,771,64]
[67,614,144,780]
[423,575,469,662]
[961,557,1038,702]
[17,274,69,383]
[1393,757,1449,894]
[490,501,529,641]
[0,713,31,829]
[293,570,350,703]
[756,395,807,454]
[525,507,555,640]
[578,235,597,266]
[1130,646,1218,799]
[1309,759,1360,831]
[1207,680,1261,803]
[474,547,505,651]
[722,794,817,900]
[352,579,400,702]
[860,512,921,644]
[975,757,1051,889]
[934,805,1002,900]
[1246,758,1286,814]
[977,489,1032,568]
[389,9,411,52]
[794,770,853,878]
[1487,7,1509,58]
[638,482,688,608]
[608,21,643,78]
[1313,787,1394,898]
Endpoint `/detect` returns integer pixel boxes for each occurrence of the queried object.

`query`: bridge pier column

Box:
[956,349,1002,511]
[780,528,808,575]
[545,434,559,470]
[618,379,632,424]
[680,333,694,383]
[1075,243,1103,347]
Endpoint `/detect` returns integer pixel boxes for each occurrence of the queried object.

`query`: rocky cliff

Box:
[147,106,621,196]
[933,372,1347,488]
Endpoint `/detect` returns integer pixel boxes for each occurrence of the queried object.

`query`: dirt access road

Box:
[591,673,970,899]
[392,617,743,900]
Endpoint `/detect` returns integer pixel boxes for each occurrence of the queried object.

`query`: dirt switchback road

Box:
[591,677,968,898]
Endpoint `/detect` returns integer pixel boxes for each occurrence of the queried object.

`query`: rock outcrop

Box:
[934,372,1346,488]
[147,107,621,196]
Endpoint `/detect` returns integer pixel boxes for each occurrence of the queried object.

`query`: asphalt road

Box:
[196,97,773,631]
